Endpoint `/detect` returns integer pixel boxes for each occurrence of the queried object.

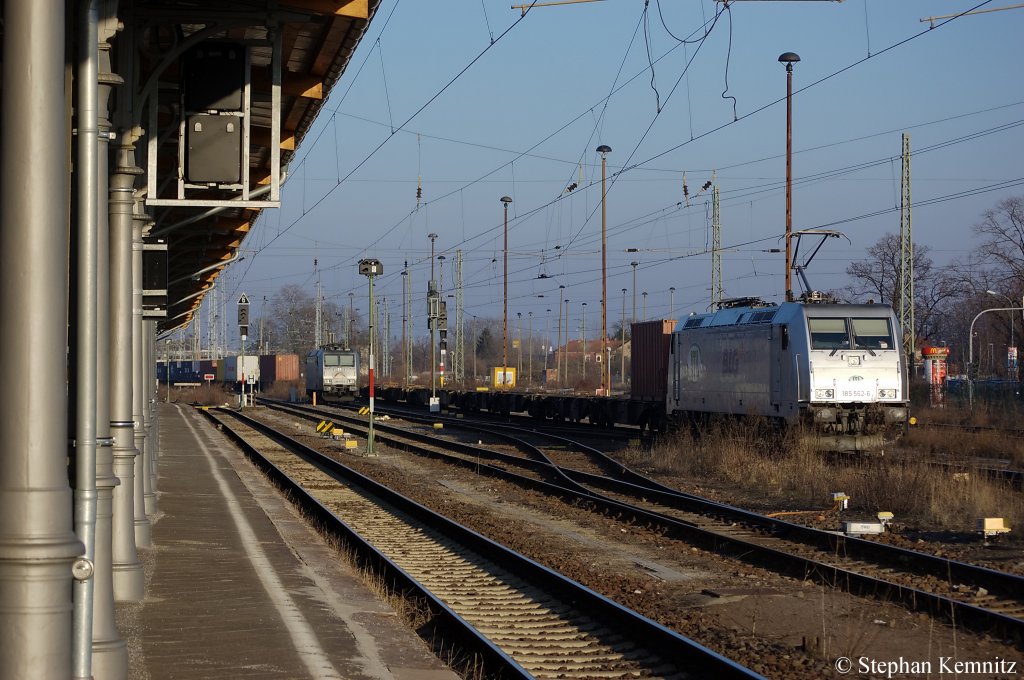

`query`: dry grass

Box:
[159,382,236,406]
[903,426,1024,467]
[627,420,1024,533]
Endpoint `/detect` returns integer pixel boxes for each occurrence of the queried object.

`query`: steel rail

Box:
[264,400,1024,643]
[206,406,762,679]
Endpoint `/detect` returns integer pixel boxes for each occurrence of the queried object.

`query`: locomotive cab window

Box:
[808,318,849,350]
[324,354,355,367]
[851,317,893,350]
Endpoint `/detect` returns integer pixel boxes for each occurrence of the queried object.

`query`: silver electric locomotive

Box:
[305,344,360,400]
[668,298,908,450]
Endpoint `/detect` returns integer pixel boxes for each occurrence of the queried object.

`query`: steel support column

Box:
[0,2,84,677]
[73,2,101,676]
[132,213,153,545]
[109,140,144,601]
[147,320,159,498]
[90,32,129,676]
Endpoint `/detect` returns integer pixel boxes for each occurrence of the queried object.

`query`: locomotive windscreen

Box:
[851,318,894,350]
[808,318,849,350]
[324,354,355,367]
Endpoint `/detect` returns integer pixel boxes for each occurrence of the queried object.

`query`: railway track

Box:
[262,399,1024,644]
[203,406,760,680]
[907,421,1024,488]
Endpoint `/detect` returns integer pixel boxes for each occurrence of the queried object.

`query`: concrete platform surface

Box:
[116,403,458,680]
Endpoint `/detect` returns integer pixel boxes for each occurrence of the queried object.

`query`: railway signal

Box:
[237,293,250,339]
[359,258,382,455]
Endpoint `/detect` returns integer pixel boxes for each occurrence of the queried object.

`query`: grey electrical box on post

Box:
[186,114,241,183]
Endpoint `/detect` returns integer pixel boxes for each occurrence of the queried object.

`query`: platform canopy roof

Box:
[121,0,379,334]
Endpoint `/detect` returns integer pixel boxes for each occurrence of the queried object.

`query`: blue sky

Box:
[212,0,1024,344]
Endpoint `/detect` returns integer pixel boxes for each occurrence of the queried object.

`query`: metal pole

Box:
[670,287,676,318]
[643,291,648,321]
[132,212,152,547]
[348,292,354,347]
[621,287,627,389]
[501,197,512,385]
[73,3,100,676]
[631,261,638,323]
[429,233,437,400]
[368,274,376,455]
[0,3,84,676]
[969,306,1020,407]
[528,311,533,387]
[109,137,145,603]
[402,267,408,387]
[517,312,523,378]
[563,298,570,386]
[597,145,611,395]
[92,29,129,675]
[779,52,800,303]
[581,303,587,382]
[557,285,564,388]
[543,310,551,380]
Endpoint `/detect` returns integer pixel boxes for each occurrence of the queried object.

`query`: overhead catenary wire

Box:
[229,0,1002,326]
[228,1,542,298]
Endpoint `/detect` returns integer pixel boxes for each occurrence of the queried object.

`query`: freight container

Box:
[199,359,217,377]
[259,353,300,383]
[225,355,260,383]
[630,319,676,402]
[215,356,230,383]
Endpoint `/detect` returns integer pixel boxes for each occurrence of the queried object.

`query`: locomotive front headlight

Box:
[877,389,896,399]
[814,389,834,399]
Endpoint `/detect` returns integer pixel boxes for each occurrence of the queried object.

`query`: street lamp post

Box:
[669,286,676,318]
[543,309,551,379]
[358,258,383,455]
[556,285,565,388]
[597,144,612,395]
[969,304,1022,407]
[779,51,800,303]
[563,297,570,385]
[986,290,1022,378]
[581,302,587,382]
[428,233,439,406]
[528,310,533,386]
[620,287,627,389]
[986,290,1016,346]
[642,291,648,321]
[347,292,354,347]
[516,311,523,377]
[501,196,513,387]
[631,261,639,322]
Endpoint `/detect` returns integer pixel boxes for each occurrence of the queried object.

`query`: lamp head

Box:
[596,144,612,155]
[500,196,513,205]
[779,52,800,72]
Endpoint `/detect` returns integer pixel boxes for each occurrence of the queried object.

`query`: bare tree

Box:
[266,284,315,355]
[845,233,957,344]
[974,195,1024,290]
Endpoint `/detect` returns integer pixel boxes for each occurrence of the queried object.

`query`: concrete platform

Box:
[117,403,458,680]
